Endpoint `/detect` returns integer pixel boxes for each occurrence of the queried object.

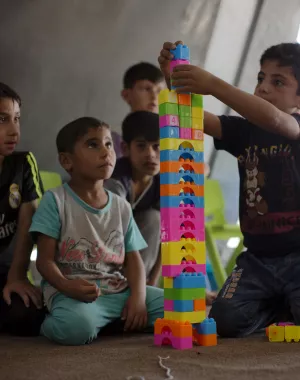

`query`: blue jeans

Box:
[209,250,300,337]
[41,285,164,345]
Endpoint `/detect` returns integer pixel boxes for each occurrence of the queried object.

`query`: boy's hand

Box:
[3,279,43,309]
[122,294,147,332]
[63,278,101,303]
[158,41,183,85]
[172,64,214,95]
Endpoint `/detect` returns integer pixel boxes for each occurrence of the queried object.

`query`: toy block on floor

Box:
[173,273,206,289]
[266,323,300,342]
[159,102,179,116]
[160,149,203,163]
[160,115,179,128]
[180,128,192,139]
[164,310,206,324]
[178,94,191,106]
[194,318,217,335]
[160,138,203,152]
[285,325,300,342]
[164,287,205,301]
[161,240,206,266]
[154,319,193,350]
[158,89,178,105]
[268,325,285,342]
[160,161,204,174]
[170,44,190,60]
[160,126,179,139]
[193,330,217,346]
[161,195,204,208]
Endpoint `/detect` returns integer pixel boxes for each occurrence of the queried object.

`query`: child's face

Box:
[61,127,116,181]
[0,98,20,156]
[124,138,160,177]
[254,60,300,113]
[122,80,165,113]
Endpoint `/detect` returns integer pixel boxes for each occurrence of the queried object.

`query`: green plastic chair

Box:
[40,170,62,191]
[205,179,244,289]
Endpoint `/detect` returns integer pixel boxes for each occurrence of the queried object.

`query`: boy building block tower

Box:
[154,44,217,350]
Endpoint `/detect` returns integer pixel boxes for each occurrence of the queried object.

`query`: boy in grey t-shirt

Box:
[30,117,164,346]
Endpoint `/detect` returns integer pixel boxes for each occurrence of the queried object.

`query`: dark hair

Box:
[260,43,300,94]
[0,82,21,106]
[122,111,159,144]
[123,62,164,89]
[56,117,109,153]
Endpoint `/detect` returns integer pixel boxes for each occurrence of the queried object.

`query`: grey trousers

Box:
[133,209,160,278]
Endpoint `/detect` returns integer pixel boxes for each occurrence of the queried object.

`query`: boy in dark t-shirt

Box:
[0,83,45,336]
[159,41,300,337]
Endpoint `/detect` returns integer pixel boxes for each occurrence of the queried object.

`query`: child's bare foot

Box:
[206,290,217,306]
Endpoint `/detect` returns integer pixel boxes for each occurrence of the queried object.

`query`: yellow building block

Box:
[164,311,206,324]
[191,107,204,119]
[192,118,203,130]
[160,138,203,152]
[285,325,300,342]
[268,325,285,342]
[158,89,178,105]
[162,240,205,265]
[164,277,173,288]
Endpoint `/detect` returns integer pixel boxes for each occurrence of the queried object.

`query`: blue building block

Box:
[160,126,179,139]
[170,44,190,60]
[160,150,204,163]
[173,273,206,289]
[160,172,204,186]
[161,195,204,208]
[173,299,194,312]
[194,318,217,335]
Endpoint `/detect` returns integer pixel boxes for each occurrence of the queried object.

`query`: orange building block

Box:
[178,94,191,106]
[192,130,204,141]
[160,161,204,174]
[160,184,204,197]
[194,299,206,311]
[193,330,217,346]
[155,318,192,338]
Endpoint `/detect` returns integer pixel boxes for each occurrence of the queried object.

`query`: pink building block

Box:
[162,262,206,277]
[154,333,193,350]
[161,207,205,242]
[170,59,190,73]
[179,128,192,139]
[159,115,179,128]
[164,300,174,311]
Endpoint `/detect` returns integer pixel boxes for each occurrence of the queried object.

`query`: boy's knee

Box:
[209,298,250,338]
[1,293,46,336]
[42,310,97,345]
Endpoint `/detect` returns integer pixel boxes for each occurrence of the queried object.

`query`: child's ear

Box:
[59,152,73,172]
[121,89,131,105]
[121,141,130,157]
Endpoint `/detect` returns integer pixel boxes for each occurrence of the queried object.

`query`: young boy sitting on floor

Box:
[30,117,164,345]
[159,41,300,337]
[0,82,45,336]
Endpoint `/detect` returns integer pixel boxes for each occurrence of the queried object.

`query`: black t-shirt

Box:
[214,114,300,256]
[0,151,43,273]
[108,157,160,212]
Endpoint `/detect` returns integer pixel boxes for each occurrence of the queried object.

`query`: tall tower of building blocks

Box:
[154,44,217,350]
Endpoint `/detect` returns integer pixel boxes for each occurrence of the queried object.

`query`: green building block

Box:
[179,116,192,128]
[179,105,191,117]
[159,102,178,116]
[191,94,203,107]
[164,288,205,300]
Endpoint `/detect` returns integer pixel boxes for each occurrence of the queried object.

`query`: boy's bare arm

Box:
[3,200,42,308]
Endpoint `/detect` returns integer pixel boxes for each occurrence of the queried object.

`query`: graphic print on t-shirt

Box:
[238,143,300,235]
[243,148,268,219]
